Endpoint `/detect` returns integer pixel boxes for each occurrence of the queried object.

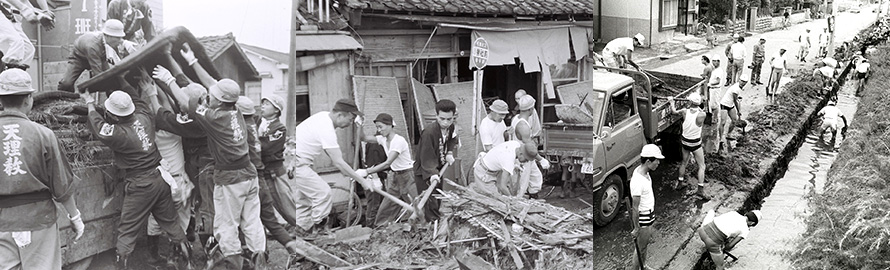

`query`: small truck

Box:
[542,66,703,225]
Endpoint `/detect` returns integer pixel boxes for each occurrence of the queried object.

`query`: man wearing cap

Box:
[751,38,766,85]
[151,76,217,254]
[855,57,870,95]
[718,78,746,156]
[413,99,460,222]
[183,78,266,268]
[258,94,297,228]
[706,56,726,115]
[471,141,538,196]
[479,99,509,152]
[767,48,788,103]
[58,19,137,92]
[798,29,812,61]
[726,36,746,86]
[667,93,707,198]
[697,210,763,270]
[601,33,644,68]
[107,0,155,42]
[355,113,417,226]
[82,84,189,267]
[630,144,664,270]
[813,61,837,94]
[142,73,195,266]
[0,69,84,270]
[236,96,298,254]
[286,99,376,233]
[817,100,848,148]
[512,95,551,199]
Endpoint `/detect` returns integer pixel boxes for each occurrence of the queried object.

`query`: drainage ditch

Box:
[691,59,855,270]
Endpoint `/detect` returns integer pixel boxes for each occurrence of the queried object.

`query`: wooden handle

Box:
[375,189,415,213]
[411,164,451,217]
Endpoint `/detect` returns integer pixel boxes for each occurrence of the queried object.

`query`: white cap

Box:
[710,54,721,61]
[236,96,256,115]
[518,95,536,111]
[640,144,664,159]
[686,92,702,105]
[0,69,34,96]
[104,91,135,116]
[634,33,645,44]
[102,19,126,37]
[209,79,240,103]
[262,94,286,112]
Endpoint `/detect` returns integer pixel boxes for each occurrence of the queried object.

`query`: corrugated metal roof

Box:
[240,44,290,64]
[293,34,363,52]
[345,0,594,16]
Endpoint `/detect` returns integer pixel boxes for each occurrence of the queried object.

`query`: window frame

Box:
[660,0,680,31]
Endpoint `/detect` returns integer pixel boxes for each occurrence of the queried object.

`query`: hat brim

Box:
[103,30,126,38]
[104,98,136,116]
[490,108,509,114]
[0,87,34,96]
[262,98,283,112]
[209,85,237,103]
[373,120,394,126]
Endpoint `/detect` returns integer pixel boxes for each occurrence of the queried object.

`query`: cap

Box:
[827,100,837,105]
[746,210,762,226]
[515,89,528,99]
[518,95,536,111]
[104,91,136,116]
[102,19,126,37]
[710,54,720,61]
[209,79,240,103]
[0,69,34,96]
[236,96,256,115]
[373,113,394,126]
[640,144,664,159]
[634,33,645,44]
[489,99,509,114]
[333,99,363,116]
[686,92,702,105]
[184,83,207,100]
[733,33,740,38]
[261,94,285,112]
[739,76,749,82]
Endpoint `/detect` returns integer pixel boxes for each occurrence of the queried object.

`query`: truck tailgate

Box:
[542,127,594,159]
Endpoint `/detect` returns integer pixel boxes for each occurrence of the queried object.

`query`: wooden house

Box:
[197,33,262,94]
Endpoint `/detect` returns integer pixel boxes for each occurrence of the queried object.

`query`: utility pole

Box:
[287,0,299,134]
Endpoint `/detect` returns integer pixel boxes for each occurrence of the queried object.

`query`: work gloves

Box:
[445,153,455,166]
[180,46,198,66]
[69,210,85,241]
[539,158,551,170]
[152,66,175,86]
[355,169,368,179]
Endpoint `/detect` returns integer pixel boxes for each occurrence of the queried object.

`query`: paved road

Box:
[588,7,878,270]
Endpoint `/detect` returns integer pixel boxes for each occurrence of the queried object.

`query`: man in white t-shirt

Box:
[813,62,836,93]
[601,33,645,68]
[818,28,830,57]
[471,141,537,196]
[767,48,788,103]
[479,99,508,152]
[629,144,664,270]
[797,29,812,61]
[356,113,417,226]
[727,36,747,86]
[817,100,848,147]
[286,99,376,233]
[707,56,726,113]
[718,78,746,155]
[698,210,762,270]
[855,58,870,95]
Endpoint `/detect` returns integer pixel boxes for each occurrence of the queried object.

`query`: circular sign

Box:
[471,37,489,69]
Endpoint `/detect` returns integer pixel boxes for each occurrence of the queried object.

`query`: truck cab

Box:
[543,71,646,225]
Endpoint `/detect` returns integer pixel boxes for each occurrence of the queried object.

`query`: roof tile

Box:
[346,0,593,15]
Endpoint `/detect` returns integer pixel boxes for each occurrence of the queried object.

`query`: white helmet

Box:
[640,144,664,159]
[686,92,702,105]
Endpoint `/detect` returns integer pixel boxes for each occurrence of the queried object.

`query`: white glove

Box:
[354,115,364,125]
[80,92,96,104]
[69,211,85,241]
[539,158,551,170]
[181,47,198,66]
[371,177,383,192]
[152,66,175,85]
[355,169,368,179]
[445,154,455,165]
[430,174,441,183]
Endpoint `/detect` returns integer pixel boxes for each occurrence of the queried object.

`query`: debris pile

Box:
[28,91,111,166]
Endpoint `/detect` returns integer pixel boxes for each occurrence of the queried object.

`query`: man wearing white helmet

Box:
[698,210,763,270]
[58,19,137,92]
[630,144,664,270]
[82,81,189,268]
[0,69,84,270]
[668,93,708,199]
[706,54,726,114]
[257,94,297,228]
[817,100,848,148]
[601,33,644,68]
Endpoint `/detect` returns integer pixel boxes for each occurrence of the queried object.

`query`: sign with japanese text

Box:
[471,37,489,69]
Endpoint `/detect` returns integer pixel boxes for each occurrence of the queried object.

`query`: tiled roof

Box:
[240,44,290,64]
[345,0,594,16]
[197,33,235,60]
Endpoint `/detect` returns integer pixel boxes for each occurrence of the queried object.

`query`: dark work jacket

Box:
[258,117,286,169]
[413,122,457,180]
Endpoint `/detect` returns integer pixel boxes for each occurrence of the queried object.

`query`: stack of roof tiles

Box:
[345,0,594,15]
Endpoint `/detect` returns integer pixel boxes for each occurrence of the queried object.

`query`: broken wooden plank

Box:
[316,226,373,245]
[540,232,595,245]
[455,251,497,270]
[549,213,573,228]
[499,221,524,269]
[288,237,352,267]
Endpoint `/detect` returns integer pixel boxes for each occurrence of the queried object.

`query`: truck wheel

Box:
[592,174,624,226]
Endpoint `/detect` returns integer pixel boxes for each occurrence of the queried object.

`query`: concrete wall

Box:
[599,0,682,47]
[244,51,289,107]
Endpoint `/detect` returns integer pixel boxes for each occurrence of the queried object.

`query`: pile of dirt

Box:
[27,92,112,167]
[790,38,890,270]
[699,74,823,189]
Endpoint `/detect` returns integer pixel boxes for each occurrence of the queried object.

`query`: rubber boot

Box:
[146,235,162,265]
[116,254,129,269]
[186,216,197,242]
[696,185,711,201]
[224,254,244,270]
[251,251,269,270]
